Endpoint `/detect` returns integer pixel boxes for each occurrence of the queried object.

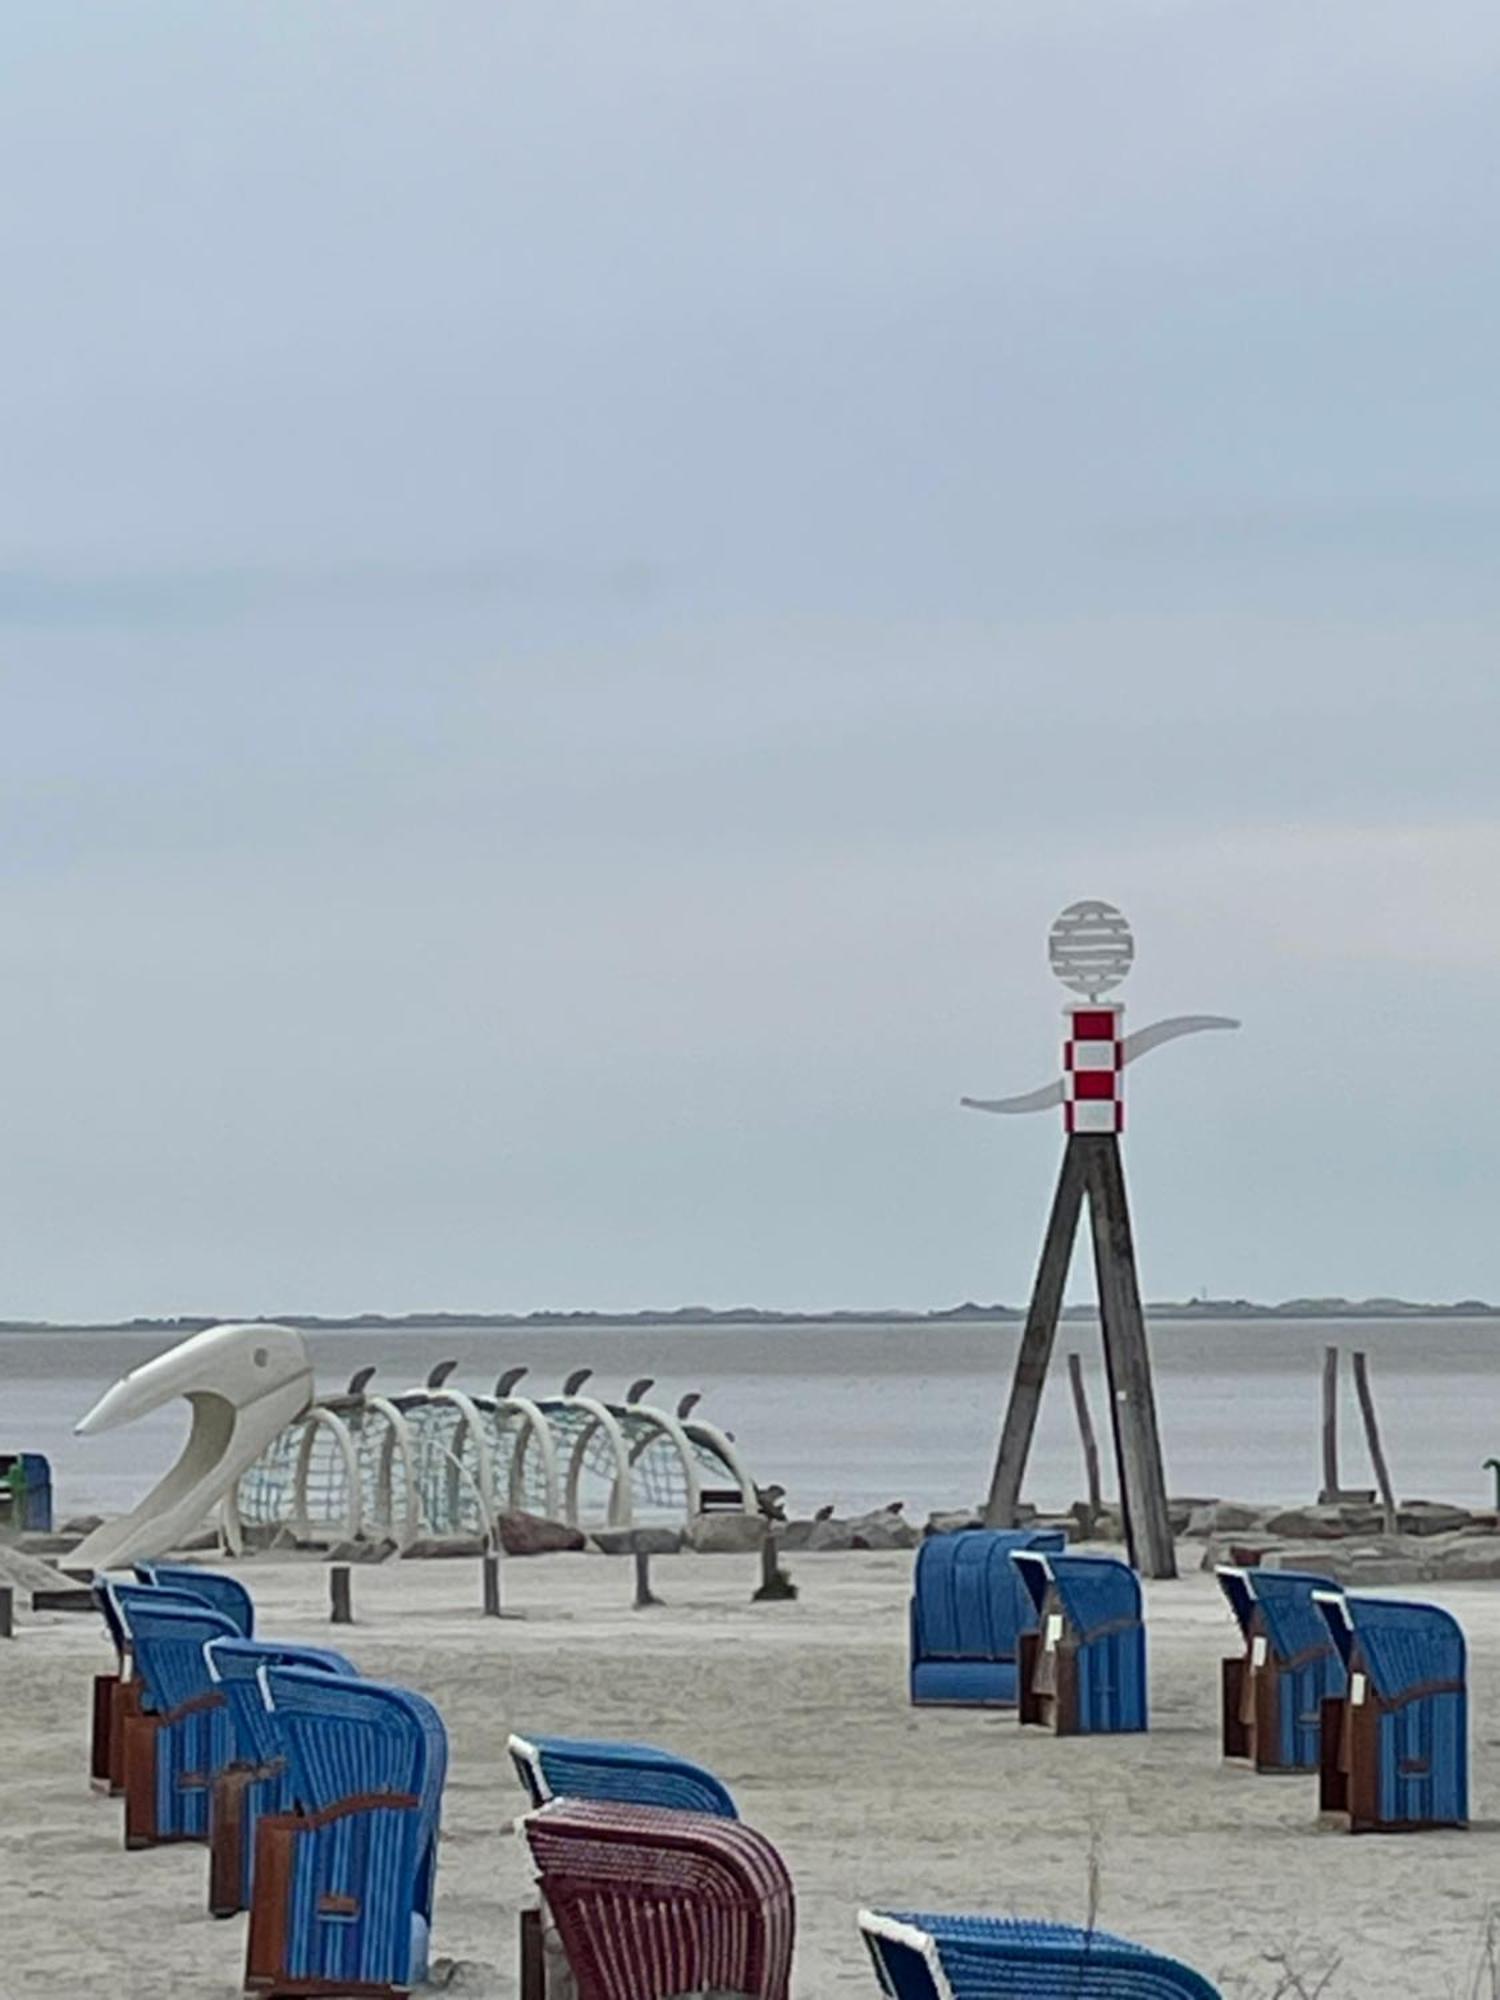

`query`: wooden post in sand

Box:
[1320,1345,1341,1502]
[1067,1352,1104,1530]
[1352,1351,1398,1534]
[752,1525,797,1602]
[633,1549,662,1609]
[329,1564,353,1625]
[482,1552,502,1618]
[0,1586,12,1639]
[519,1907,544,2000]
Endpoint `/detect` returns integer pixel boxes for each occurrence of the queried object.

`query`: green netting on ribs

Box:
[399,1399,486,1536]
[344,1404,408,1540]
[478,1404,553,1517]
[298,1416,356,1537]
[539,1401,623,1527]
[236,1419,299,1526]
[618,1412,690,1520]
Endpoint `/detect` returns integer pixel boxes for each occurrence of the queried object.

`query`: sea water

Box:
[3,1315,1497,1523]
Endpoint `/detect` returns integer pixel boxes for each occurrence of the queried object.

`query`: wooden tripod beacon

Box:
[963,900,1238,1581]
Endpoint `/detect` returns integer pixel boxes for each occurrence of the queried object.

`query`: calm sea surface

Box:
[2,1317,1498,1521]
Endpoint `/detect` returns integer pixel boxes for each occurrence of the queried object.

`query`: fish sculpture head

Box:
[76,1321,312,1436]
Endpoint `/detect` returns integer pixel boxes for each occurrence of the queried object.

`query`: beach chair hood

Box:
[508,1731,737,1817]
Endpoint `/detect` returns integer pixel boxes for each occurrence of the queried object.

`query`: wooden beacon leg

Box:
[1080,1134,1177,1579]
[983,1139,1088,1528]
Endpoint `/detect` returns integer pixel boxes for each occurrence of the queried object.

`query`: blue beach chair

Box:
[1316,1592,1467,1832]
[909,1529,1067,1707]
[1217,1566,1344,1772]
[91,1565,253,1790]
[116,1594,239,1848]
[134,1561,255,1637]
[203,1637,358,1916]
[859,1911,1221,1999]
[1012,1551,1147,1734]
[508,1731,737,1817]
[246,1665,448,1998]
[97,1578,233,1800]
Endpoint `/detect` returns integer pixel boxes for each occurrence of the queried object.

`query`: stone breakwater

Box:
[16,1494,1500,1582]
[1183,1496,1500,1586]
[910,1495,1500,1586]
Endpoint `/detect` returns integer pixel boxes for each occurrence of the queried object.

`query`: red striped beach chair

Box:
[522,1797,795,2000]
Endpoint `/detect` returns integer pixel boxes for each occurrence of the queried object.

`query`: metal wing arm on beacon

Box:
[960,1014,1239,1113]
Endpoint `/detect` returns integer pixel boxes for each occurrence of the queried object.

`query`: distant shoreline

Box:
[3,1295,1496,1334]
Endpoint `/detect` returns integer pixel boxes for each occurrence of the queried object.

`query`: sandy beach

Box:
[2,1546,1495,1999]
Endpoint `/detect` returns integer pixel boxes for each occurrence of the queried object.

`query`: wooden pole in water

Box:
[1352,1350,1398,1534]
[330,1564,353,1625]
[0,1585,13,1640]
[1067,1351,1104,1531]
[1320,1345,1340,1502]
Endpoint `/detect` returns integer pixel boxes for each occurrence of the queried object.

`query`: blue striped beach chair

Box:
[1217,1566,1344,1772]
[1316,1592,1467,1832]
[508,1732,737,1817]
[134,1561,255,1637]
[859,1911,1221,1998]
[203,1637,358,1917]
[97,1578,233,1801]
[91,1565,253,1791]
[116,1594,239,1849]
[1012,1551,1147,1734]
[909,1529,1067,1707]
[246,1665,448,1999]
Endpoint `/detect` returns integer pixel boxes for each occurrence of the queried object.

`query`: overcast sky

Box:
[3,3,1499,1321]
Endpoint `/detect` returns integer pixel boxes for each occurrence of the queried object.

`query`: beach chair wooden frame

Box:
[90,1578,136,1796]
[1315,1591,1468,1834]
[1216,1567,1342,1774]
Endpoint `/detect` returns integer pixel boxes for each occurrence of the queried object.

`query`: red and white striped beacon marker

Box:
[1064,1004,1125,1135]
[961,899,1238,1129]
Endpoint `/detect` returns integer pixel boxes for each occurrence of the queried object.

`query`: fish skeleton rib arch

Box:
[471,1389,563,1522]
[394,1384,498,1543]
[547,1393,636,1529]
[621,1399,707,1519]
[289,1404,365,1546]
[361,1394,421,1549]
[679,1412,759,1511]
